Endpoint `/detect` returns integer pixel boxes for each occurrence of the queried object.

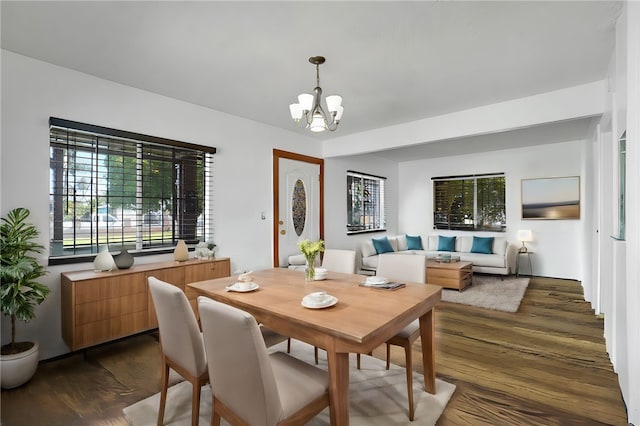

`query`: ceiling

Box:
[1,1,622,148]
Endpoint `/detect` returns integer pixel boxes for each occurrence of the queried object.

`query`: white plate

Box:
[365,276,388,285]
[301,295,338,309]
[226,282,260,292]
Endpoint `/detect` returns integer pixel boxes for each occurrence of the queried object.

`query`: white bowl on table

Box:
[314,268,328,280]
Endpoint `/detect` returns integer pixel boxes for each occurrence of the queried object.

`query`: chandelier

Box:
[289,56,343,132]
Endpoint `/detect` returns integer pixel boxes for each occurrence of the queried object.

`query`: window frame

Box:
[346,170,386,235]
[48,117,216,265]
[432,173,506,232]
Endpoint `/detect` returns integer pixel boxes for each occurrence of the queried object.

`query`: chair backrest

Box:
[148,277,207,377]
[198,296,283,426]
[321,249,357,274]
[376,254,426,283]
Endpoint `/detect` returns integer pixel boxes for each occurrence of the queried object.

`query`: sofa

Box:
[360,234,515,276]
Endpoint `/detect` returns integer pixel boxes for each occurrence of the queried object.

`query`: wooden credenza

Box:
[61,257,230,351]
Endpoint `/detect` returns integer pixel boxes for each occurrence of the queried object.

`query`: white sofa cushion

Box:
[460,252,506,268]
[457,236,473,253]
[361,240,377,258]
[362,255,379,270]
[427,235,438,251]
[288,254,306,265]
[386,236,399,252]
[492,238,508,256]
[396,235,408,251]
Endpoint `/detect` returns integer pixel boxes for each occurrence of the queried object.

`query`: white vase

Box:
[173,240,189,261]
[93,246,115,271]
[0,341,39,389]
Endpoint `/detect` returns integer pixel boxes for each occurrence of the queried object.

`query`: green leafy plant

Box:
[297,239,325,263]
[1,208,50,355]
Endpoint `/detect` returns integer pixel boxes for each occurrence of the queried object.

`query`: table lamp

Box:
[516,229,533,253]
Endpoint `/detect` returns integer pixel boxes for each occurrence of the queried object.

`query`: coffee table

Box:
[426,259,473,290]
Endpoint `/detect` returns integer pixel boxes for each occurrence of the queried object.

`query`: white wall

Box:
[0,50,319,359]
[398,140,586,280]
[588,3,640,422]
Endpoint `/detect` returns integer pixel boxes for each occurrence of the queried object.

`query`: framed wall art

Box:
[521,176,580,220]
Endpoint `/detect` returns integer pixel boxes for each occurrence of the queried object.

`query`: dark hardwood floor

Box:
[1,277,628,425]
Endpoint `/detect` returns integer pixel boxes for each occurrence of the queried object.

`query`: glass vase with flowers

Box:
[297,239,325,281]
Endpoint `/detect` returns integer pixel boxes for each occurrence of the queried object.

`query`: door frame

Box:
[273,149,324,267]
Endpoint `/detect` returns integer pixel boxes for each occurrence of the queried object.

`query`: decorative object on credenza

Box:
[195,242,217,259]
[114,247,134,269]
[516,229,533,253]
[207,242,216,258]
[194,242,208,259]
[173,240,189,262]
[521,176,580,220]
[93,245,115,271]
[289,56,344,132]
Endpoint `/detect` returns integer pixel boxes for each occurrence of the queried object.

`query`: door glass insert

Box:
[292,179,307,236]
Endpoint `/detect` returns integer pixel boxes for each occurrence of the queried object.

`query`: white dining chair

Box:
[198,296,330,426]
[374,253,427,421]
[148,277,209,426]
[321,249,357,274]
[149,277,288,426]
[311,248,358,363]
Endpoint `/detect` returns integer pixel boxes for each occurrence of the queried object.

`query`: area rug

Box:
[440,274,529,312]
[123,340,455,425]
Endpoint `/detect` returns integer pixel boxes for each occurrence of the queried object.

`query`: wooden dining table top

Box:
[188,267,442,354]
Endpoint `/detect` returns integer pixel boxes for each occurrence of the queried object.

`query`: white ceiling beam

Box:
[323,80,607,158]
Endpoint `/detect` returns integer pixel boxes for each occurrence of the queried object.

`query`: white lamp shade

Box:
[325,95,342,112]
[334,105,344,121]
[310,112,326,132]
[298,94,313,111]
[289,103,303,120]
[516,229,533,242]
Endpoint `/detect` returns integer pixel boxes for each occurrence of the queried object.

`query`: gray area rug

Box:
[123,340,455,425]
[440,274,530,312]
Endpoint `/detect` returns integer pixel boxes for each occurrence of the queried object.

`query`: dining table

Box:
[187,267,442,426]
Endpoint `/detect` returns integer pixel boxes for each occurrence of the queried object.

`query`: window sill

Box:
[346,229,387,236]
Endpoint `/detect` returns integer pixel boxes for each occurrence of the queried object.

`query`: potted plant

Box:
[0,207,50,388]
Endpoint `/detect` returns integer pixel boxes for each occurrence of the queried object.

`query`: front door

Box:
[273,150,324,267]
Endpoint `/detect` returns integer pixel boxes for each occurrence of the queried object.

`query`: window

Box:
[433,173,505,231]
[347,171,386,234]
[49,118,215,263]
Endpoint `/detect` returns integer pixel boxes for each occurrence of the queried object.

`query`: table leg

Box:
[325,347,350,425]
[419,309,436,394]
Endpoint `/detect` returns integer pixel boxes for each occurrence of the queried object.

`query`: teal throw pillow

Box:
[372,237,394,254]
[471,236,494,254]
[437,236,456,252]
[406,234,423,250]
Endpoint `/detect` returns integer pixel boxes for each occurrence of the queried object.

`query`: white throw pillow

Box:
[387,236,399,252]
[396,235,408,251]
